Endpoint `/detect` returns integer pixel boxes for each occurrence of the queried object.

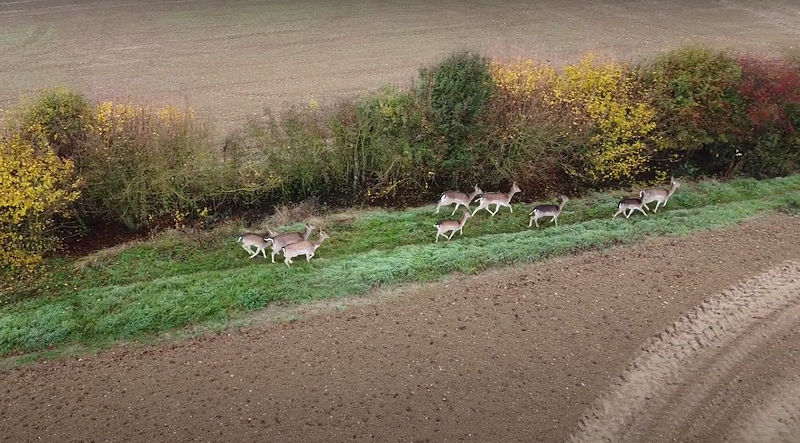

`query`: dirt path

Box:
[2,215,800,442]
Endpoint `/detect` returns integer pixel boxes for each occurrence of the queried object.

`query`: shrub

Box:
[641,46,745,176]
[736,56,800,176]
[77,102,217,230]
[0,132,81,270]
[482,59,587,196]
[226,104,339,205]
[329,88,434,203]
[416,51,495,178]
[12,87,92,158]
[555,55,658,183]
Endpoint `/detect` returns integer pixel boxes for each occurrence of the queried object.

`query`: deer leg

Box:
[653,201,661,213]
[448,231,456,240]
[451,204,459,216]
[553,216,558,226]
[612,208,623,219]
[636,206,648,216]
[284,257,292,267]
[435,232,440,243]
[643,202,651,211]
[528,217,533,228]
[271,250,277,263]
[436,201,441,214]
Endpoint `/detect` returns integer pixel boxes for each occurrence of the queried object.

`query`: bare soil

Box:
[2,214,800,441]
[2,1,800,129]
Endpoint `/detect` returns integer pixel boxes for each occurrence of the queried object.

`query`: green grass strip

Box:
[1,176,799,356]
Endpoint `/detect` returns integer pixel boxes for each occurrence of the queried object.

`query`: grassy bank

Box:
[2,175,799,358]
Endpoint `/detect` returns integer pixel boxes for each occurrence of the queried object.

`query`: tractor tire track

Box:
[571,261,800,442]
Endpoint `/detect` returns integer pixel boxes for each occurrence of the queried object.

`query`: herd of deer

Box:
[239,179,680,266]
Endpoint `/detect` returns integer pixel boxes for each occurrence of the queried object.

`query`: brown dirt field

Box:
[2,1,800,130]
[2,214,800,441]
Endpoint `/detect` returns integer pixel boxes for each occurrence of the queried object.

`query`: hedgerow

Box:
[3,46,800,272]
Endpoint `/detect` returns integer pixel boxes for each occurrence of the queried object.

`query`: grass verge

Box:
[1,175,800,358]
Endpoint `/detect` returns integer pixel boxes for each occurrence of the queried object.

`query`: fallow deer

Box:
[529,196,569,228]
[436,185,482,216]
[472,182,521,216]
[434,208,471,242]
[640,178,680,213]
[282,231,330,267]
[237,233,272,259]
[612,197,648,219]
[268,224,317,263]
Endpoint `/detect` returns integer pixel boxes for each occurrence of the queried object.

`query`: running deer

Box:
[612,197,648,219]
[268,224,317,263]
[472,182,521,216]
[282,231,330,267]
[436,185,483,216]
[434,208,471,242]
[640,178,680,213]
[529,196,569,228]
[237,233,273,259]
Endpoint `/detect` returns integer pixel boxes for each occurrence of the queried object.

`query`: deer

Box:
[282,231,330,267]
[436,185,483,216]
[529,196,569,228]
[640,178,680,213]
[612,197,648,219]
[472,182,521,216]
[267,224,317,263]
[434,208,471,242]
[237,233,273,259]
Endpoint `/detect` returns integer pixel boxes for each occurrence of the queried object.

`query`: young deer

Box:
[640,178,680,213]
[529,196,569,228]
[267,224,317,263]
[237,233,273,259]
[282,231,330,267]
[436,185,483,216]
[612,198,648,219]
[472,182,521,216]
[434,208,471,242]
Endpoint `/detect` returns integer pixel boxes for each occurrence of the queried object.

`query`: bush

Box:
[736,56,800,176]
[556,55,658,184]
[0,132,81,270]
[481,59,587,196]
[12,87,92,158]
[416,51,495,179]
[330,88,434,203]
[77,102,218,230]
[224,104,340,206]
[642,46,745,176]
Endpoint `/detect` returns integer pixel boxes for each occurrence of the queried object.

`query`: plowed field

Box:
[2,0,800,129]
[3,215,800,441]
